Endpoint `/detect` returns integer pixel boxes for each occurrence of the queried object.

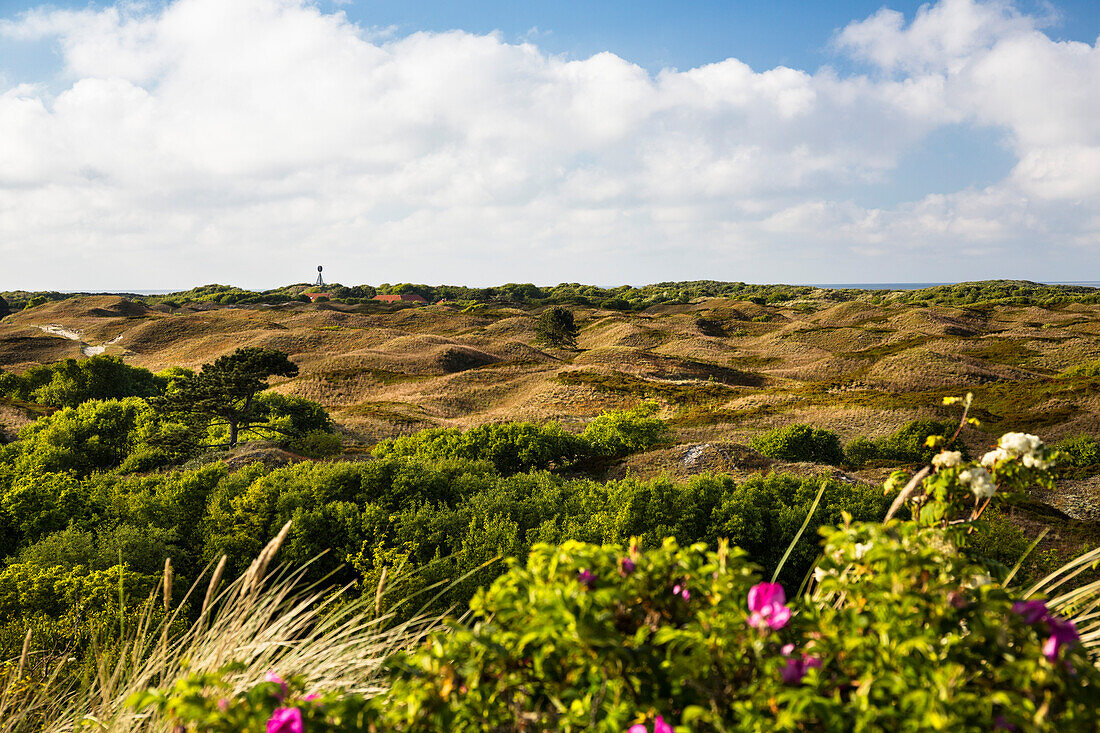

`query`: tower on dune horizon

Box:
[315,265,325,287]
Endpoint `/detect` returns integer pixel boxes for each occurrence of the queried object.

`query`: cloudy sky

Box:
[1,0,1098,290]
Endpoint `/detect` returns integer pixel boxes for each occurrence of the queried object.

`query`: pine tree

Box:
[152,347,298,447]
[535,306,578,349]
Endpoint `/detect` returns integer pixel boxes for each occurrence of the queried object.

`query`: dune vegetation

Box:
[1,281,1099,730]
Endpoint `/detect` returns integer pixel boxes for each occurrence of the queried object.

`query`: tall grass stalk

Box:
[771,480,827,584]
[1003,527,1049,588]
[0,523,439,733]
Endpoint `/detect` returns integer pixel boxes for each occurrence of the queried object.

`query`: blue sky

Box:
[1,0,1099,289]
[338,0,1100,70]
[8,0,1100,72]
[6,0,1097,79]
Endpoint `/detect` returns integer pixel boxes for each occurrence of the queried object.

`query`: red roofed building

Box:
[302,292,332,302]
[373,293,428,304]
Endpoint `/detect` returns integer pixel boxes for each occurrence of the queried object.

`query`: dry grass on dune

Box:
[5,295,1100,455]
[0,524,439,733]
[0,331,81,369]
[862,348,1035,392]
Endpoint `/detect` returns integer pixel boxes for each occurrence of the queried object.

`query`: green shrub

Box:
[256,393,332,434]
[372,422,584,474]
[288,429,342,458]
[876,418,957,463]
[963,509,1078,587]
[711,472,886,588]
[0,356,167,408]
[1064,360,1100,377]
[599,297,632,311]
[9,398,155,476]
[0,560,162,659]
[843,435,878,466]
[845,419,959,468]
[580,401,668,458]
[372,405,666,473]
[368,523,1096,731]
[750,423,844,465]
[1054,434,1100,466]
[1,397,199,479]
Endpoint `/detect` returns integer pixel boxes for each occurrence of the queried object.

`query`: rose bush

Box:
[131,405,1100,732]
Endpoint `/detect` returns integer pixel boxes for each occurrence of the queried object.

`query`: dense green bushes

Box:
[140,426,1100,732]
[370,523,1099,731]
[896,280,1100,308]
[0,355,172,408]
[843,418,959,467]
[150,519,1100,731]
[750,423,844,465]
[0,402,885,664]
[372,423,583,474]
[1,397,197,477]
[199,456,886,614]
[372,402,668,473]
[0,353,340,670]
[580,401,669,457]
[1054,434,1100,467]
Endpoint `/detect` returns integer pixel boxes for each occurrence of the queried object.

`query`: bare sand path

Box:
[36,325,122,356]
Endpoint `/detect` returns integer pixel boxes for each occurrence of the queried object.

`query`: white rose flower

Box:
[959,466,996,499]
[1022,453,1052,470]
[932,450,963,470]
[981,448,1009,467]
[998,432,1042,457]
[853,542,872,559]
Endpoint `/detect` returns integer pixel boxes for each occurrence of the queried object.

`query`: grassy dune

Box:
[3,288,1100,520]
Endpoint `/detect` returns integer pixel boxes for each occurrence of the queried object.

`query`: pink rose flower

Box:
[1043,616,1079,661]
[1011,600,1048,625]
[1011,600,1079,660]
[264,671,288,700]
[747,582,791,631]
[267,707,303,733]
[781,655,822,685]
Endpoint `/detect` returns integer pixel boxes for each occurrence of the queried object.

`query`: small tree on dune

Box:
[152,347,299,447]
[536,306,579,349]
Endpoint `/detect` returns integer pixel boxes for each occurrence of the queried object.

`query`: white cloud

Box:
[835,0,1039,74]
[0,0,1097,289]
